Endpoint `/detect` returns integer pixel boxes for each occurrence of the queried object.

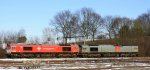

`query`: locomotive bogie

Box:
[10,52,78,58]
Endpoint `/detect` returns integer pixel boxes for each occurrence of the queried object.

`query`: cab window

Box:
[63,47,71,52]
[11,46,16,50]
[90,47,98,52]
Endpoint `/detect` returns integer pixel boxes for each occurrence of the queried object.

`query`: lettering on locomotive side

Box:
[42,48,55,50]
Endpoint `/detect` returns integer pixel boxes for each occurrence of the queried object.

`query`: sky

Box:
[0,0,150,38]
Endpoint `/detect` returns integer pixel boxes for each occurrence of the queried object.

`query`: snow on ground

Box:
[0,57,150,70]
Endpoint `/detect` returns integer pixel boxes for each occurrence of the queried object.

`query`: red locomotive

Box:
[6,44,80,58]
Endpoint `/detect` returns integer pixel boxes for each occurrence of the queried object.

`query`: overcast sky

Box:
[0,0,150,38]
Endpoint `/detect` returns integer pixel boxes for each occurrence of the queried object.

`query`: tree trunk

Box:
[108,32,112,39]
[92,32,95,41]
[64,37,67,44]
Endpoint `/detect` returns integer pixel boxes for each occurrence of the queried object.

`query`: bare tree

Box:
[0,31,5,44]
[111,17,123,38]
[77,7,102,41]
[76,8,92,39]
[103,16,114,39]
[0,29,27,44]
[68,14,79,42]
[17,29,27,43]
[0,31,18,43]
[42,27,53,42]
[137,11,150,36]
[111,17,132,38]
[89,12,102,41]
[17,28,26,37]
[131,20,144,38]
[51,10,78,44]
[27,37,40,44]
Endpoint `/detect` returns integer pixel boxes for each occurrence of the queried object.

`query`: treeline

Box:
[0,29,26,44]
[51,8,150,44]
[51,8,150,56]
[0,27,53,44]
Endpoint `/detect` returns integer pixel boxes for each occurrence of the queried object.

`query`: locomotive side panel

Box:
[120,46,138,52]
[81,45,89,53]
[120,46,132,52]
[71,45,80,53]
[10,44,22,53]
[100,45,115,52]
[131,46,138,52]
